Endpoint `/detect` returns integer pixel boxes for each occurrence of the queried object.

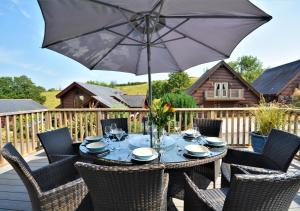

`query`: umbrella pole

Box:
[146,15,153,148]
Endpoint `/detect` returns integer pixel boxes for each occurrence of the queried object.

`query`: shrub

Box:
[254,99,287,136]
[161,92,197,108]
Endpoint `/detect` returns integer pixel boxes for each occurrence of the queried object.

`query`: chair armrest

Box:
[223,148,268,168]
[184,173,219,211]
[49,154,79,163]
[39,178,88,210]
[231,164,282,175]
[33,156,79,191]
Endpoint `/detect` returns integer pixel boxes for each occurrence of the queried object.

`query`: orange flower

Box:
[163,103,171,113]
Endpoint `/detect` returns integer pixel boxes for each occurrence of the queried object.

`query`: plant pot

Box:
[250,131,268,153]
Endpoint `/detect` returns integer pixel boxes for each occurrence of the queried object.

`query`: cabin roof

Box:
[187,61,260,97]
[0,99,47,114]
[253,59,300,95]
[57,82,145,108]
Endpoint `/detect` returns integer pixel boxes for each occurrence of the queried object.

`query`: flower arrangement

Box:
[146,99,176,130]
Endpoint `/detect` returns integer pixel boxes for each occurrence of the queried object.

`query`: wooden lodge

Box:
[253,59,300,103]
[187,61,260,107]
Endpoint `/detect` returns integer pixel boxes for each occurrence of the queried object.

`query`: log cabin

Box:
[187,61,260,107]
[56,82,146,108]
[253,59,300,103]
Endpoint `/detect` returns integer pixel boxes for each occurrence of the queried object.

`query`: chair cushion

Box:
[197,188,229,211]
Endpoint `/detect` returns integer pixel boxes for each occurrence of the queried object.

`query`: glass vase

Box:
[152,125,164,149]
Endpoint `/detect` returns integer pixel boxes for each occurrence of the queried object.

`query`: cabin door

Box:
[214,82,228,98]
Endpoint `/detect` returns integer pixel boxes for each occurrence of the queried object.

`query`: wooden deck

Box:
[0,150,299,211]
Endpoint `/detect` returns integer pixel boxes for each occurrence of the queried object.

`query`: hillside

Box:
[42,77,199,108]
[41,90,60,109]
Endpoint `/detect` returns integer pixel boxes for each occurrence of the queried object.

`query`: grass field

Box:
[42,77,199,108]
[41,90,60,109]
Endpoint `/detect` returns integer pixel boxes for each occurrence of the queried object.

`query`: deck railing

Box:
[0,107,300,165]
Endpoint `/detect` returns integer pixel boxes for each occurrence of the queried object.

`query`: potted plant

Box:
[146,99,175,148]
[251,99,287,153]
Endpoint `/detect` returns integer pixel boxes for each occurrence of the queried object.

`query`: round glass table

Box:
[79,134,227,169]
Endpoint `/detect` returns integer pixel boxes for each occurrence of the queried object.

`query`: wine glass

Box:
[174,122,181,135]
[115,129,124,151]
[111,123,117,133]
[104,126,111,139]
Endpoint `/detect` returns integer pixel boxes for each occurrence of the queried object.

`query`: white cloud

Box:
[9,0,31,19]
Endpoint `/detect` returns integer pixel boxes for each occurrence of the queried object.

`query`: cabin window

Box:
[214,82,228,97]
[74,95,85,108]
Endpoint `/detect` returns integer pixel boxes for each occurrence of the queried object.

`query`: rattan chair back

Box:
[37,127,75,163]
[223,171,300,211]
[194,118,222,137]
[75,162,166,211]
[101,118,128,134]
[262,129,300,172]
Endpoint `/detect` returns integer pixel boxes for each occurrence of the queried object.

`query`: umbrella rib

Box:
[153,36,185,45]
[160,15,272,20]
[84,0,137,14]
[90,28,136,70]
[106,29,145,44]
[42,18,143,48]
[162,22,229,57]
[152,18,189,44]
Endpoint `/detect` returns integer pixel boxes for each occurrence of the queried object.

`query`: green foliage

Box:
[161,92,197,108]
[86,80,117,88]
[254,99,287,136]
[0,76,46,104]
[167,72,191,93]
[152,81,169,99]
[151,72,191,99]
[228,55,265,83]
[293,96,300,108]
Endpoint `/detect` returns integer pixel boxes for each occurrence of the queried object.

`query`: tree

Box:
[228,55,265,83]
[151,80,169,99]
[0,76,46,104]
[167,72,191,93]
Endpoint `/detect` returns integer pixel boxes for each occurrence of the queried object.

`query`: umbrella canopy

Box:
[38,0,271,76]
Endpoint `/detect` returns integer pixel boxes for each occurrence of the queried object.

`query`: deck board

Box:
[0,150,299,211]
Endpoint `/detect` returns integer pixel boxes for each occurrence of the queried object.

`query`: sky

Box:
[0,0,299,90]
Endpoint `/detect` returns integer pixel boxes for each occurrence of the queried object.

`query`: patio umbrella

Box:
[38,0,271,106]
[38,0,271,145]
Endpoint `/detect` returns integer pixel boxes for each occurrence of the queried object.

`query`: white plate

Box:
[86,141,107,152]
[132,147,155,160]
[183,129,199,136]
[85,136,102,142]
[132,150,159,162]
[185,145,210,155]
[205,137,225,146]
[184,151,210,158]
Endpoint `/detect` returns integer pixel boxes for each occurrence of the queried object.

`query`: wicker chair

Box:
[101,118,128,134]
[37,127,80,163]
[191,118,223,189]
[75,162,168,211]
[184,165,300,211]
[0,143,88,211]
[221,129,300,187]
